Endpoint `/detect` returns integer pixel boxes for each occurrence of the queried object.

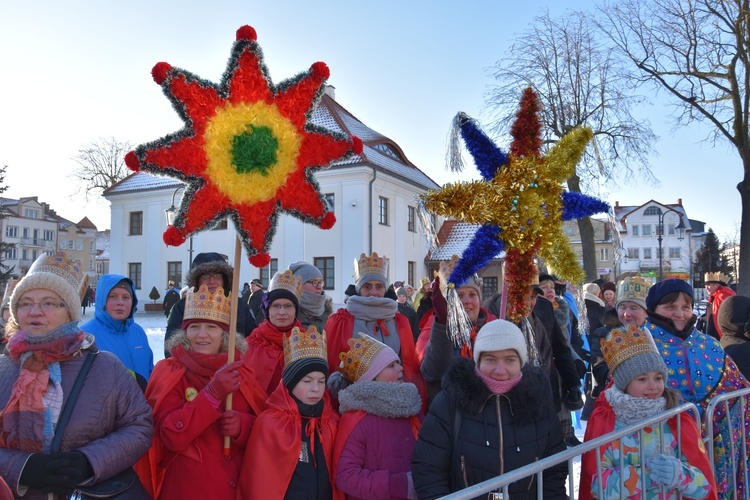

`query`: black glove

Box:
[563,388,584,411]
[20,451,93,492]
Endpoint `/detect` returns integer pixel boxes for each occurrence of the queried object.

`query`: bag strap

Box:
[50,350,97,453]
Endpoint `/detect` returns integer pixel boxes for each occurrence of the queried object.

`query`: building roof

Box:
[105,91,440,195]
[76,217,98,230]
[427,220,505,261]
[612,200,690,233]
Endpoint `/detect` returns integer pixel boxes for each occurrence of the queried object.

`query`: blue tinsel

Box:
[458,114,508,182]
[561,191,610,221]
[449,224,505,285]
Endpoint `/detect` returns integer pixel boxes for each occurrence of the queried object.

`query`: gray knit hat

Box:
[473,319,528,366]
[601,326,667,391]
[288,261,323,285]
[11,252,88,324]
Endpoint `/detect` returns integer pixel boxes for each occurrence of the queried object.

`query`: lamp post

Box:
[165,186,194,266]
[657,207,686,282]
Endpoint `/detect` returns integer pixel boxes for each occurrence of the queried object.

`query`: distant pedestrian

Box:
[247,278,264,324]
[81,285,93,314]
[162,281,180,319]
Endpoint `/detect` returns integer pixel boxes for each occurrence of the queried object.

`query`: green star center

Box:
[231,125,278,175]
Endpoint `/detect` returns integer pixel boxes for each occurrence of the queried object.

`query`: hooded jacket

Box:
[411,359,567,500]
[81,274,153,383]
[717,295,750,380]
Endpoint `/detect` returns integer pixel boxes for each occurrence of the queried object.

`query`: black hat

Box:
[250,279,263,288]
[718,295,750,340]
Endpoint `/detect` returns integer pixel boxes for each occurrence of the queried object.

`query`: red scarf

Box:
[0,326,84,452]
[171,345,228,390]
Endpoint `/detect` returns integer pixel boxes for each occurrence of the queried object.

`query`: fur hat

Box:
[615,276,651,310]
[601,325,667,391]
[11,252,88,324]
[186,252,233,292]
[288,261,322,285]
[354,253,389,294]
[282,326,328,389]
[646,279,693,311]
[338,334,399,383]
[601,281,616,294]
[473,319,528,366]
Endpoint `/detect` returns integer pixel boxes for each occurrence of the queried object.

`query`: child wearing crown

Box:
[240,326,341,499]
[579,326,716,500]
[139,285,266,499]
[329,335,422,499]
[325,253,425,407]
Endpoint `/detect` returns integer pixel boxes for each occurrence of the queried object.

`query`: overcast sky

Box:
[0,0,741,241]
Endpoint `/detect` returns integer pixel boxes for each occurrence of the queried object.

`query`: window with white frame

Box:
[4,247,16,259]
[631,225,639,236]
[5,226,17,238]
[407,206,416,232]
[642,224,652,236]
[668,247,681,259]
[76,240,83,251]
[644,206,661,216]
[128,263,142,289]
[643,248,652,260]
[90,240,95,253]
[627,248,639,259]
[600,248,609,261]
[43,230,55,241]
[378,197,389,225]
[24,208,39,219]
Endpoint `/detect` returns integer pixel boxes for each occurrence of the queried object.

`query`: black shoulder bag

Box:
[51,351,148,500]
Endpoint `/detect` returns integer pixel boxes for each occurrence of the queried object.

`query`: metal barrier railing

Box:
[438,402,700,500]
[705,386,750,500]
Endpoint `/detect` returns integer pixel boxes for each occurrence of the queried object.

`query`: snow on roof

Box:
[428,221,505,261]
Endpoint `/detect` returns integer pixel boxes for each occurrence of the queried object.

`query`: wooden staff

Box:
[224,235,242,459]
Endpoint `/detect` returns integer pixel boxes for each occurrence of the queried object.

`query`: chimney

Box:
[615,201,619,207]
[677,198,682,206]
[324,84,336,100]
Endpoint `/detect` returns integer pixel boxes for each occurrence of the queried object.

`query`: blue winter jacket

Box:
[81,274,154,382]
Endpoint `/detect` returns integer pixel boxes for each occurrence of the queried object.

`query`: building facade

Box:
[103,91,440,303]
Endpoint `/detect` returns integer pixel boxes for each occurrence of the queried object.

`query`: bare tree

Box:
[599,0,750,294]
[0,166,16,284]
[70,137,132,200]
[485,9,658,281]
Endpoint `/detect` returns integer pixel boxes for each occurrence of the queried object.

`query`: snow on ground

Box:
[96,310,587,496]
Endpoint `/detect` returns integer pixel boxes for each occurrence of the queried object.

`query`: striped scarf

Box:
[0,322,84,452]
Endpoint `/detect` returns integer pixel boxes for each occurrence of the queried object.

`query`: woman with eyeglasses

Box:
[242,270,305,396]
[0,252,152,499]
[288,261,333,333]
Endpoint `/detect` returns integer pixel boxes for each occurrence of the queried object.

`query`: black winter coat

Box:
[411,359,567,500]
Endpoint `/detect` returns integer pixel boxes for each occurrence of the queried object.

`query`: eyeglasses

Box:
[307,279,324,288]
[200,273,223,281]
[17,299,67,312]
[269,303,295,312]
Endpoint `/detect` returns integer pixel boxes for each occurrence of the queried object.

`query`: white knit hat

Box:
[473,319,528,366]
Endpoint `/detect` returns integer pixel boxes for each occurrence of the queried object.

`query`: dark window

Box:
[314,257,335,290]
[325,193,335,211]
[408,261,416,288]
[211,219,228,230]
[407,206,416,232]
[129,212,143,235]
[482,277,498,298]
[259,259,279,289]
[128,263,142,289]
[167,261,182,288]
[378,197,388,225]
[644,206,661,216]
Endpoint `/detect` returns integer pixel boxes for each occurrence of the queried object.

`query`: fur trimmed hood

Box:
[442,357,552,425]
[338,381,422,418]
[186,260,234,292]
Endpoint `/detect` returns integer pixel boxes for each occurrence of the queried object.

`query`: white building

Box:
[613,199,700,283]
[103,91,440,303]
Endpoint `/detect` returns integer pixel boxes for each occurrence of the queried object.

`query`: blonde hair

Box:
[663,386,682,410]
[166,328,247,354]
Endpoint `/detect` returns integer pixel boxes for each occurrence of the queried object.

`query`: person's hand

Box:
[648,454,685,489]
[204,360,243,401]
[20,452,93,492]
[431,277,447,324]
[563,388,584,411]
[219,410,243,438]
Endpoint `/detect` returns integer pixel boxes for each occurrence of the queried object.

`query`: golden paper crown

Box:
[184,284,232,328]
[704,272,731,285]
[615,275,651,307]
[600,325,659,374]
[353,252,389,282]
[437,254,482,292]
[283,325,327,366]
[339,334,387,382]
[269,270,302,299]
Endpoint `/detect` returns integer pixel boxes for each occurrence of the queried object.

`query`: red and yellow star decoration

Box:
[125,25,362,267]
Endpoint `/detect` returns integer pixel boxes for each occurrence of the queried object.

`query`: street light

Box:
[657,207,686,282]
[165,186,194,266]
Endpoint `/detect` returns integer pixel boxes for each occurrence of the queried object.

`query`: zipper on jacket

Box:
[495,397,504,475]
[460,454,469,488]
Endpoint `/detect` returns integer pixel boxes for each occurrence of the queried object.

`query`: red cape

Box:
[579,391,717,500]
[243,319,302,395]
[239,382,341,499]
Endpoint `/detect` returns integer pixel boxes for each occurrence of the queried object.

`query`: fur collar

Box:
[442,358,551,424]
[338,381,422,418]
[186,261,234,292]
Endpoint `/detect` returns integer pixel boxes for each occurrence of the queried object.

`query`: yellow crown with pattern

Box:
[339,334,387,382]
[704,272,731,285]
[184,284,232,328]
[284,325,327,366]
[615,275,651,308]
[353,252,389,282]
[600,325,658,374]
[269,270,302,299]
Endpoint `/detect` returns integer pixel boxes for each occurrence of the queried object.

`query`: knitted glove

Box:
[219,410,243,439]
[562,388,584,411]
[204,360,243,402]
[648,454,685,490]
[19,453,53,489]
[431,277,448,324]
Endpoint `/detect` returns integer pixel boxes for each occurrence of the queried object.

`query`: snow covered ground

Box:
[97,309,587,496]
